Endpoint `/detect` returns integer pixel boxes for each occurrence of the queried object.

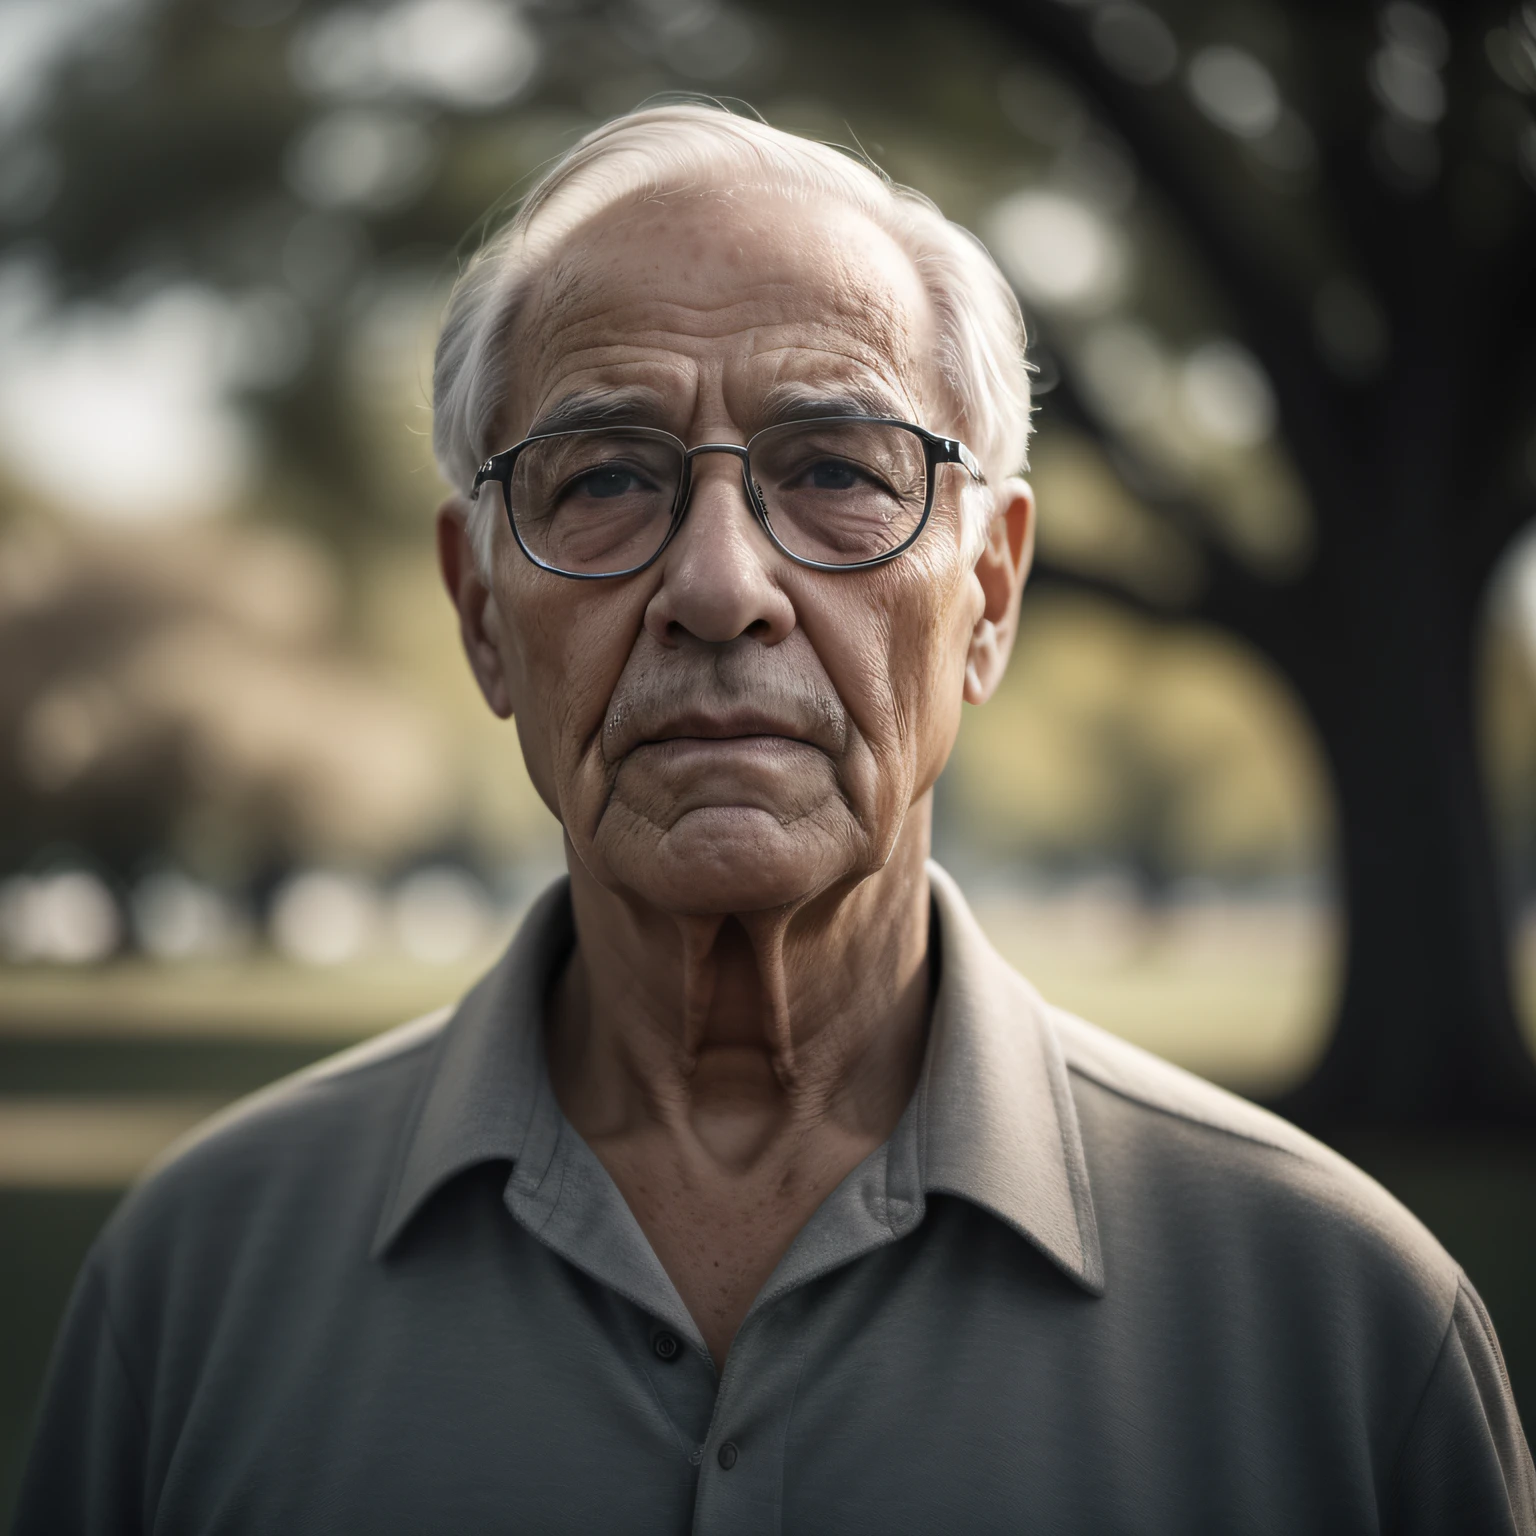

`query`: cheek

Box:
[884,548,981,793]
[894,580,973,765]
[805,552,974,798]
[498,573,646,788]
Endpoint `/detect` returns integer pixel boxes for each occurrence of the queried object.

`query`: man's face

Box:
[457,189,1008,915]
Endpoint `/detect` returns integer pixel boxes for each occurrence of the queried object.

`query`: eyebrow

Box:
[755,381,911,427]
[524,387,670,439]
[521,380,913,442]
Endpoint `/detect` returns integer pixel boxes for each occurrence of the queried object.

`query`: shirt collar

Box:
[372,864,1104,1297]
[920,862,1104,1294]
[371,877,573,1260]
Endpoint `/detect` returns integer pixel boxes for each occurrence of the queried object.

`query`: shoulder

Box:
[1045,1002,1462,1318]
[1052,998,1339,1163]
[96,1007,450,1276]
[147,1003,448,1187]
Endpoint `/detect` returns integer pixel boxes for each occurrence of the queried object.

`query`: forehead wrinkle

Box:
[744,345,925,425]
[743,257,940,426]
[533,282,897,360]
[526,192,929,351]
[509,195,942,441]
[517,334,932,447]
[543,300,927,400]
[560,334,925,430]
[518,318,925,432]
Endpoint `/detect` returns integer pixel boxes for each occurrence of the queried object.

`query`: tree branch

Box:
[966,0,1356,515]
[1034,368,1317,681]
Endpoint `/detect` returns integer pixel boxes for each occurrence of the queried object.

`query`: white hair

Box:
[431,102,1032,571]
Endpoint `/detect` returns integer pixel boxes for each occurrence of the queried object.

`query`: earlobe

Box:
[964,621,1003,705]
[436,498,515,720]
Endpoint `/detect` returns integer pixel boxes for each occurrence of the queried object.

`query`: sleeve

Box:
[11,1254,147,1536]
[1387,1274,1536,1535]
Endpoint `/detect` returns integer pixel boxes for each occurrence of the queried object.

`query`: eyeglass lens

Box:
[503,421,930,575]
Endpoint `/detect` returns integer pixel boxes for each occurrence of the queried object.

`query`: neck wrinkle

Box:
[551,809,934,1152]
[676,913,725,1070]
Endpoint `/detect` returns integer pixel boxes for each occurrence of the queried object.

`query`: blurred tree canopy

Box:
[2,0,1535,1122]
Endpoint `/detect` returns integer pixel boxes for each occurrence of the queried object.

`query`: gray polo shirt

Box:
[16,867,1535,1534]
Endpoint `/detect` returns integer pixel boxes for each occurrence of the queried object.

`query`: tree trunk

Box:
[1270,510,1536,1128]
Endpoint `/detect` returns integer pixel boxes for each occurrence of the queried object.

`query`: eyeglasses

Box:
[471,415,985,579]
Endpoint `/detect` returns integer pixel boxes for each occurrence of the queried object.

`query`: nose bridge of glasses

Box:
[681,440,753,471]
[676,440,759,514]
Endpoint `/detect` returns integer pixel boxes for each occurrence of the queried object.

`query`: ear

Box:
[436,497,514,719]
[964,478,1035,706]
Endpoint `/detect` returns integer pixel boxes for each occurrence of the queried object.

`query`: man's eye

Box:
[804,458,863,491]
[573,466,646,499]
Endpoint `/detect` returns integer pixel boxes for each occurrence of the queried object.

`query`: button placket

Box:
[689,1307,805,1536]
[633,1308,716,1461]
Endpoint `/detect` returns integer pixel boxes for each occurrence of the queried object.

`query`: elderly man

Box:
[17,104,1534,1534]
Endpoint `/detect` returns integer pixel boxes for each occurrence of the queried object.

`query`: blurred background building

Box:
[2,0,1535,1513]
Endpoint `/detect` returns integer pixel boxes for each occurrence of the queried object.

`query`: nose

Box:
[643,452,797,647]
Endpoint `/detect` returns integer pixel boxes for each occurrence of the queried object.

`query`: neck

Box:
[547,803,935,1173]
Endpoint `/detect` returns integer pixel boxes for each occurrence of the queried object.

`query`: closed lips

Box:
[602,699,846,763]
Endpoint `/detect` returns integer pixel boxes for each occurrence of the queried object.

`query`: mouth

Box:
[633,734,816,759]
[617,708,827,758]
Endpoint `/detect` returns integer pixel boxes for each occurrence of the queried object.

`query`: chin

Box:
[600,805,858,916]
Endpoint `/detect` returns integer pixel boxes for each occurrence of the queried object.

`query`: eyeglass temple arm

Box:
[932,437,985,484]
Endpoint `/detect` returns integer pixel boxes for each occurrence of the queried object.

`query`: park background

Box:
[2,0,1535,1514]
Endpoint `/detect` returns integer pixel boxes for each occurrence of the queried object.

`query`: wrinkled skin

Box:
[439,187,1034,1364]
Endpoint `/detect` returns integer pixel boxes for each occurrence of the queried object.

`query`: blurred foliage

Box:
[0,0,1360,898]
[0,515,557,881]
[951,591,1330,884]
[1,0,1534,963]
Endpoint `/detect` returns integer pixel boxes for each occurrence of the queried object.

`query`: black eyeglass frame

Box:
[470,415,986,580]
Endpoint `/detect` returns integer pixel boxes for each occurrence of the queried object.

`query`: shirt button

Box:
[717,1441,739,1470]
[652,1330,681,1362]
